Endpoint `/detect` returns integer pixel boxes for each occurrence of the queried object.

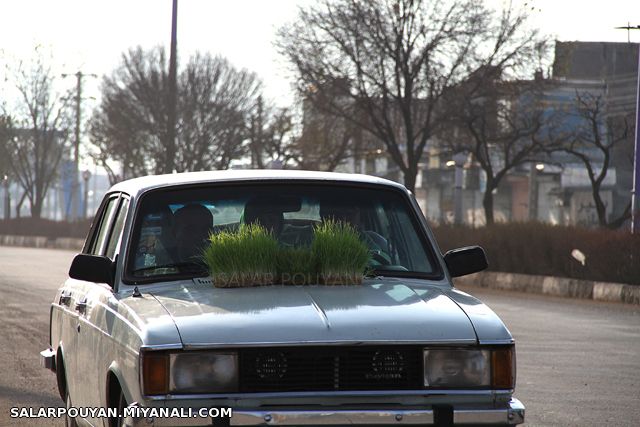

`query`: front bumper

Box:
[124,398,525,426]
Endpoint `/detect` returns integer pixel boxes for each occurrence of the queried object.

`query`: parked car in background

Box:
[41,170,524,426]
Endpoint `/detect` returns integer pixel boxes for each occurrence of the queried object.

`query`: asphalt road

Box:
[0,246,638,426]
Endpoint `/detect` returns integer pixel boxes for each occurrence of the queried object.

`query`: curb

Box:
[0,234,84,251]
[454,271,640,305]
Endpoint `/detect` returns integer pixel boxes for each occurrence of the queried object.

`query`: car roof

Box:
[109,169,406,198]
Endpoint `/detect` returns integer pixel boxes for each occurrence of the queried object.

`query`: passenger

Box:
[134,206,175,269]
[172,204,214,262]
[244,199,285,237]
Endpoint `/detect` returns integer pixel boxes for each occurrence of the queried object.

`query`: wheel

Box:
[64,389,78,427]
[109,389,127,427]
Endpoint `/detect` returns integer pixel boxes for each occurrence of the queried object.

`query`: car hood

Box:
[147,279,481,347]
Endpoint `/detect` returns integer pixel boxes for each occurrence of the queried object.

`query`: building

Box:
[535,42,638,226]
[424,41,638,227]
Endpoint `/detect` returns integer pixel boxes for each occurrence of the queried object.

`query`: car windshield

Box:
[126,183,439,282]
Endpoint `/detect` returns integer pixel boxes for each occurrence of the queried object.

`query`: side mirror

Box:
[69,254,115,287]
[443,246,488,278]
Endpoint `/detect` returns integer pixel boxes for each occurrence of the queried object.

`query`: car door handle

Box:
[59,291,71,306]
[75,297,88,314]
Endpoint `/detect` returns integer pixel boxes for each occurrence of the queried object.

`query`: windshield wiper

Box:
[132,261,208,276]
[365,269,396,278]
[365,268,429,279]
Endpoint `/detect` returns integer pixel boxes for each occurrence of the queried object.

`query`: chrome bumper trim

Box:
[454,398,525,425]
[40,348,56,372]
[232,409,434,425]
[147,389,510,400]
[124,397,525,426]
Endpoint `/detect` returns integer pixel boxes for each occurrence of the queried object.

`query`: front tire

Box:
[64,389,78,427]
[109,389,127,427]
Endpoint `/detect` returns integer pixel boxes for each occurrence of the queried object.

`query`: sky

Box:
[1,0,639,109]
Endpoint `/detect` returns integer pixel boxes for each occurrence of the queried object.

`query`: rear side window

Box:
[105,198,130,260]
[88,196,119,256]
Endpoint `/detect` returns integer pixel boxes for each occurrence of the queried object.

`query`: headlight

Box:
[141,350,239,395]
[170,352,238,393]
[423,347,516,389]
[424,349,490,387]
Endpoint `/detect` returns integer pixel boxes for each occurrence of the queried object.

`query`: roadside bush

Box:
[432,223,640,286]
[0,218,93,239]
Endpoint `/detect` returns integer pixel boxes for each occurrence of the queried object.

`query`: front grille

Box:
[239,346,422,392]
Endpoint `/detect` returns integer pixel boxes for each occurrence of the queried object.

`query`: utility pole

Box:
[62,71,96,221]
[615,24,640,233]
[165,0,178,174]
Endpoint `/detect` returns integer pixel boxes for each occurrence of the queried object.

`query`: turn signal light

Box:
[491,346,516,389]
[142,352,169,395]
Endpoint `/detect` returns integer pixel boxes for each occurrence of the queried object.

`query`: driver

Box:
[320,202,391,264]
[172,204,214,262]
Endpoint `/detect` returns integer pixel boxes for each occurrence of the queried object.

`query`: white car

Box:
[41,170,524,426]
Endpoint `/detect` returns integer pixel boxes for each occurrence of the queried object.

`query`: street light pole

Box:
[82,170,91,219]
[73,72,82,221]
[633,42,640,233]
[3,175,9,220]
[165,0,178,174]
[453,153,467,225]
[615,24,640,232]
[61,71,96,221]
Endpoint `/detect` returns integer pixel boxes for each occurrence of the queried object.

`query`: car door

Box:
[60,193,120,425]
[74,194,130,425]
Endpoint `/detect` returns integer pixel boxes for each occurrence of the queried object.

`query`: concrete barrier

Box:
[455,271,638,305]
[0,234,84,251]
[592,282,624,302]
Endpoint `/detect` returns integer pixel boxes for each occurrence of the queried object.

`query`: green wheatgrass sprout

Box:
[311,220,371,285]
[277,246,317,285]
[203,220,371,287]
[202,224,279,287]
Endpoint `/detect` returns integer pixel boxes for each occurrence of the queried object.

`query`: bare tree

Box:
[0,55,71,218]
[277,0,542,191]
[177,53,261,171]
[90,48,261,178]
[293,104,355,171]
[553,92,631,228]
[442,67,553,224]
[248,97,298,169]
[90,47,170,179]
